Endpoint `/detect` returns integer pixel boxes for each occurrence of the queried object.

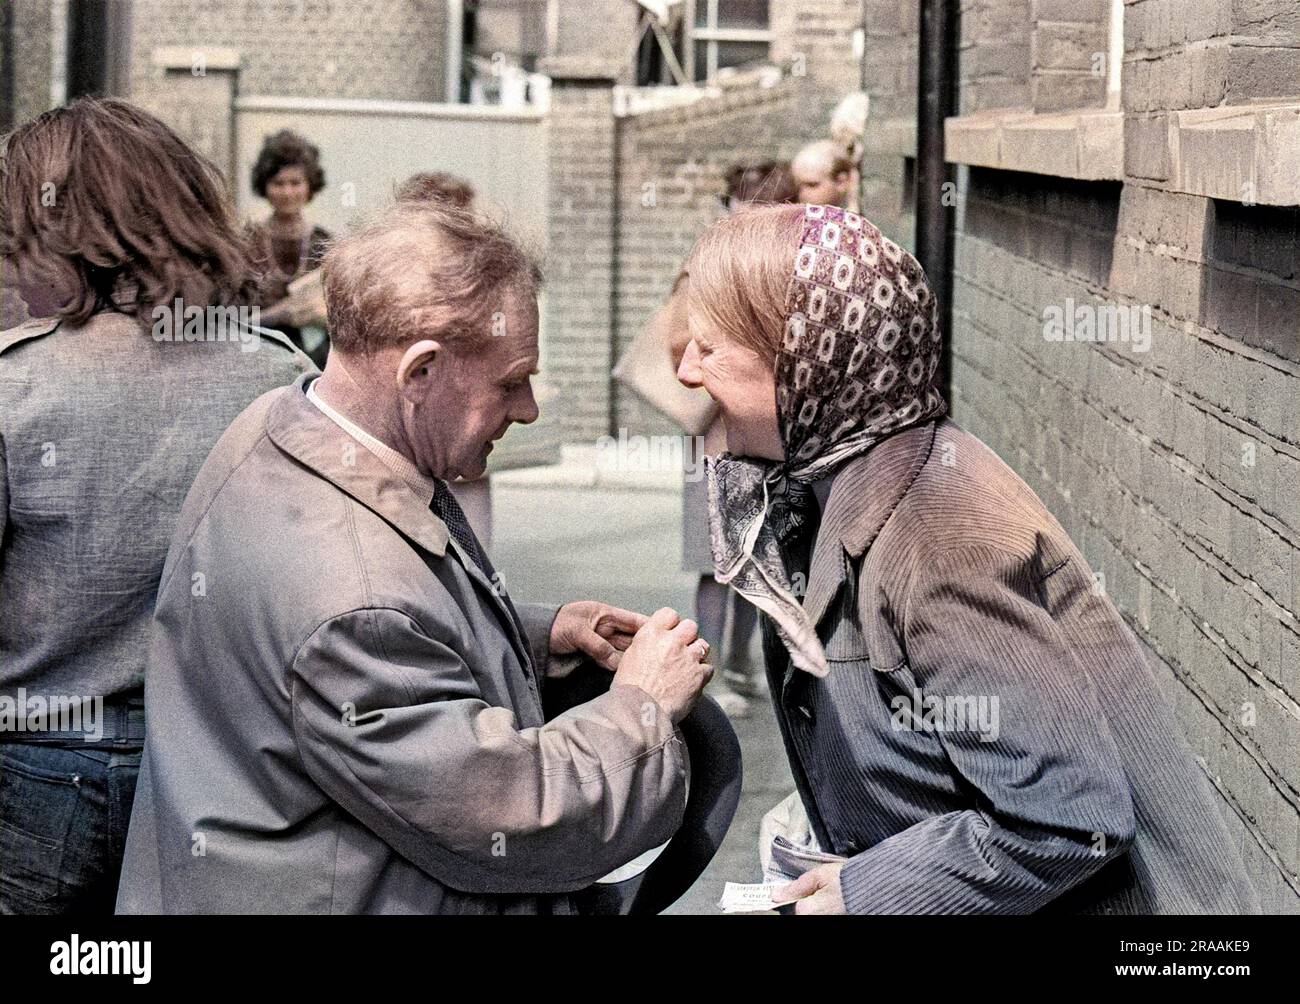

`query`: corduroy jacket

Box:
[764,417,1260,914]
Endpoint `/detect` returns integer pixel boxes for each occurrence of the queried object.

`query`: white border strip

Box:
[234,95,544,123]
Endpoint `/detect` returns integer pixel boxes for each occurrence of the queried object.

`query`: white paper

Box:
[717,881,799,914]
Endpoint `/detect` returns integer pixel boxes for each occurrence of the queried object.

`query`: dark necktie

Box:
[430,480,493,578]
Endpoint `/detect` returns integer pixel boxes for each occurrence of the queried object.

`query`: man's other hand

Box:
[550,600,648,671]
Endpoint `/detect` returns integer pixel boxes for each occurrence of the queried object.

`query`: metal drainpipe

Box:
[65,0,110,100]
[1,0,14,132]
[915,0,959,404]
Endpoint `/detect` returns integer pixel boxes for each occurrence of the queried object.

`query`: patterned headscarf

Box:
[706,204,946,676]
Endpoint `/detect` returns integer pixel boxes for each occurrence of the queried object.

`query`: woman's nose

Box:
[677,339,704,389]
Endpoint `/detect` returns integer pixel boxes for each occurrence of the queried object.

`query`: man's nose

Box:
[677,340,704,389]
[514,383,540,425]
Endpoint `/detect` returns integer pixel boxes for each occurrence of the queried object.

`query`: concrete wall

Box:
[232,97,548,246]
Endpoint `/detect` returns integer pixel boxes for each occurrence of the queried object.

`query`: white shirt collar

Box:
[306,378,441,504]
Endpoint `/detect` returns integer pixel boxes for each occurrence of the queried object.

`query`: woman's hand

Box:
[778,862,847,914]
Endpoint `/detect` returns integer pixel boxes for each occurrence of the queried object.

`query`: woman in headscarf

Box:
[678,160,799,719]
[676,203,1259,915]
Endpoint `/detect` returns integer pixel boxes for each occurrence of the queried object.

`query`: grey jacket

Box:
[0,312,313,711]
[766,418,1260,914]
[115,374,687,914]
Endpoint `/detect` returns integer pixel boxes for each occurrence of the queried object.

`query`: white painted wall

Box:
[234,96,548,250]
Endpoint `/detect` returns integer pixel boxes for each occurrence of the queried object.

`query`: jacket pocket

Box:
[828,555,906,673]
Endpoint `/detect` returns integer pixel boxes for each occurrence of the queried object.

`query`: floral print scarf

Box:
[706,204,947,676]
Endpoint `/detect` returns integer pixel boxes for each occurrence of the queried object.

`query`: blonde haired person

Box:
[673,162,798,718]
[676,202,1259,915]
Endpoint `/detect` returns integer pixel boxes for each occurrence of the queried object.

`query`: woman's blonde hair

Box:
[685,203,805,366]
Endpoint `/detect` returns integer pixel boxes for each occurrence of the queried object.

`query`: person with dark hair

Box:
[0,97,313,915]
[247,129,332,367]
[720,160,798,211]
[395,171,476,209]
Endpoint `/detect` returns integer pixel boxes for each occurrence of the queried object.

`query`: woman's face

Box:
[676,298,783,462]
[266,165,311,216]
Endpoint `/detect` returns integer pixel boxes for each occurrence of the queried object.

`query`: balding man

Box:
[116,202,711,914]
[791,139,855,209]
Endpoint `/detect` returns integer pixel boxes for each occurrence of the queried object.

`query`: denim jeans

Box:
[0,743,141,915]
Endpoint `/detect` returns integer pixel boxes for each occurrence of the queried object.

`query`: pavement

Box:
[490,476,796,915]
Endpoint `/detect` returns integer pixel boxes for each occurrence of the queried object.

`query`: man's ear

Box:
[396,339,442,404]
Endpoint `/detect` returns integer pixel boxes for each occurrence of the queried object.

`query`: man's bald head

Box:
[791,139,855,208]
[323,201,540,357]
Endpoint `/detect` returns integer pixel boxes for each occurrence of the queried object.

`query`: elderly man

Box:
[791,139,855,209]
[116,202,712,914]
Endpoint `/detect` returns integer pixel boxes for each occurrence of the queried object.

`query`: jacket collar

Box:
[265,373,451,558]
[799,420,938,631]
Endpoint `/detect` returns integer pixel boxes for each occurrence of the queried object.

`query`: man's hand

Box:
[778,862,847,915]
[612,607,712,724]
[550,600,648,671]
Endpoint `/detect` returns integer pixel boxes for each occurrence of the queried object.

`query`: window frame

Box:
[684,0,773,83]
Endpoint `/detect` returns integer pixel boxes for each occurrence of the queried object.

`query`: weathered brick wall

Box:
[544,1,868,443]
[1125,0,1300,113]
[960,0,1033,113]
[942,0,1300,911]
[128,0,448,104]
[543,72,620,441]
[770,0,864,118]
[1030,0,1109,112]
[859,0,918,247]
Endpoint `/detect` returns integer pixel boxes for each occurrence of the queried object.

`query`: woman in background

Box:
[247,129,332,367]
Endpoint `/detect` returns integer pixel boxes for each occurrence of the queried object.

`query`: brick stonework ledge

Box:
[1173,102,1300,208]
[151,46,241,71]
[944,106,1124,181]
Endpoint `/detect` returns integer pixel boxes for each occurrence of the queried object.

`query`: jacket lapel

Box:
[265,374,451,558]
[800,421,940,636]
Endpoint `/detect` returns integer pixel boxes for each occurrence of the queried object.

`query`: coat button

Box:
[797,704,813,721]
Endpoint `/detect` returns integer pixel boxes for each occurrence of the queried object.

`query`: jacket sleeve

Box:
[288,606,688,895]
[512,601,562,678]
[838,543,1136,914]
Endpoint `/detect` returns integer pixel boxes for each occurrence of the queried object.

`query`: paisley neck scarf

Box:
[706,204,947,676]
